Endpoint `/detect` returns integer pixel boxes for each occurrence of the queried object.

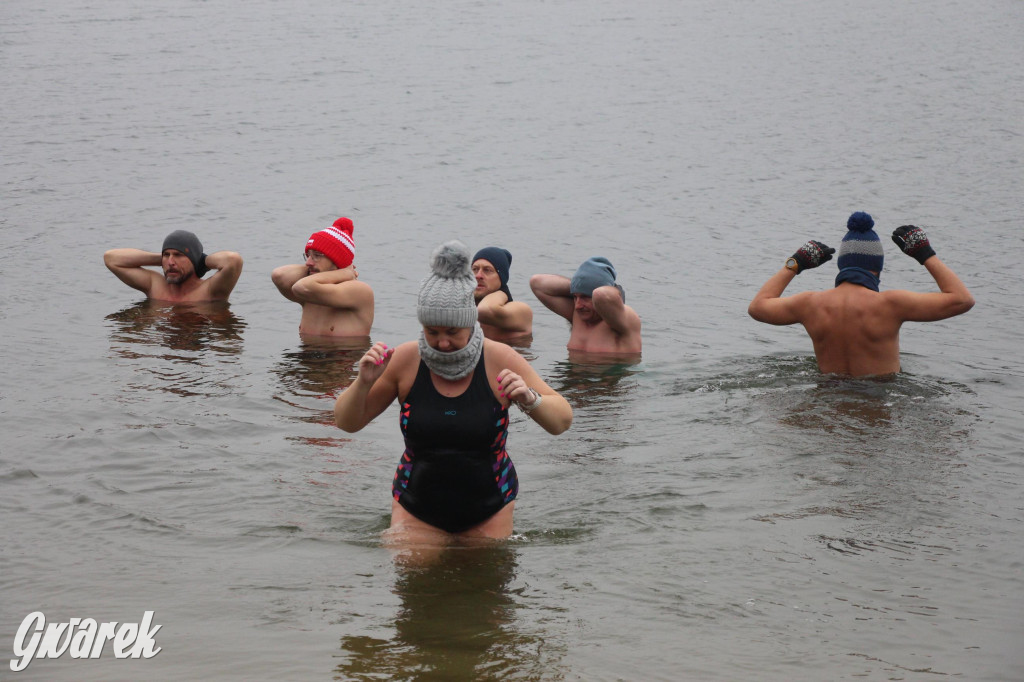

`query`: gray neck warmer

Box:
[417,323,485,381]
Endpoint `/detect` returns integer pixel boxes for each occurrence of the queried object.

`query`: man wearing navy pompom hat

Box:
[104,230,243,302]
[748,212,974,376]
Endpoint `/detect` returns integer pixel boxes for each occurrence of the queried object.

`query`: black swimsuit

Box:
[392,354,518,533]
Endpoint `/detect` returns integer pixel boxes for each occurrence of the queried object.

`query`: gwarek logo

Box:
[10,611,162,672]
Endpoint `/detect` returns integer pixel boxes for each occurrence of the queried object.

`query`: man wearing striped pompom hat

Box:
[748,211,974,376]
[272,217,375,338]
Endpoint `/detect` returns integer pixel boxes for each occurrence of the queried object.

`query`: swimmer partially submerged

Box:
[748,212,974,376]
[334,240,572,543]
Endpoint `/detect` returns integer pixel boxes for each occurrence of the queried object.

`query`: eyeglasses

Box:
[304,251,327,262]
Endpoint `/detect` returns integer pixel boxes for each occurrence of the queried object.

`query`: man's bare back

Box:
[791,284,904,375]
[749,219,973,377]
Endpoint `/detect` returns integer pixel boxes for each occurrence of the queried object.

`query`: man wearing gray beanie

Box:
[104,230,243,302]
[748,212,974,376]
[530,256,642,355]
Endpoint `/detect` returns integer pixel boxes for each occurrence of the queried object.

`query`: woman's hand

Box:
[496,368,535,406]
[358,342,394,385]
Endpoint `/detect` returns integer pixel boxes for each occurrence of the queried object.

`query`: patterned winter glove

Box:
[790,240,835,273]
[891,225,936,265]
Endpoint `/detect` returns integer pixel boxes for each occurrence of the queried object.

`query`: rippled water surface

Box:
[2,0,1023,680]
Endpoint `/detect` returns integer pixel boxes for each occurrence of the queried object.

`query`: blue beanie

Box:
[837,212,884,273]
[472,246,513,300]
[570,256,625,302]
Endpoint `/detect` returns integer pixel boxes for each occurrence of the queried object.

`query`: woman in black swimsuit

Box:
[334,241,572,539]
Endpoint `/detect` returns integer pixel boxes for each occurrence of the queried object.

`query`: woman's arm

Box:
[489,342,572,435]
[334,341,411,432]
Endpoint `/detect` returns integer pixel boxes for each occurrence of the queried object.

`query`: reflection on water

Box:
[547,356,642,412]
[106,300,245,354]
[273,338,368,400]
[271,339,368,430]
[335,546,562,680]
[105,300,246,397]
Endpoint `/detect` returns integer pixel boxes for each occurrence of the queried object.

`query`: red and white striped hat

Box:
[305,217,355,269]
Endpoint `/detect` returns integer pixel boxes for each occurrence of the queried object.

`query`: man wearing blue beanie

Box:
[530,256,642,355]
[472,247,534,342]
[104,230,243,302]
[748,212,974,376]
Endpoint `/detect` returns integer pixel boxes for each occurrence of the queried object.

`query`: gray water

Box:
[2,0,1023,680]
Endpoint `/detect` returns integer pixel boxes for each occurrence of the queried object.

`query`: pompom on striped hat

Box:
[306,217,356,269]
[837,211,884,273]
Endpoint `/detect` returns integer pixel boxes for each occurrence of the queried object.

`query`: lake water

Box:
[2,0,1023,680]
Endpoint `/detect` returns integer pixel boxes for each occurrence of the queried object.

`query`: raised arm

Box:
[529,273,574,322]
[748,240,835,325]
[591,285,641,337]
[291,266,373,310]
[202,251,243,299]
[888,226,974,322]
[103,248,162,294]
[477,291,533,332]
[334,341,407,432]
[271,264,308,302]
[492,344,572,435]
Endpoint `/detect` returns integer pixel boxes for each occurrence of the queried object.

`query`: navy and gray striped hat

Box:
[837,212,884,273]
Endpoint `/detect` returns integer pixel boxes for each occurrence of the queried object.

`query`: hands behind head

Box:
[791,240,835,273]
[891,225,936,264]
[196,254,210,278]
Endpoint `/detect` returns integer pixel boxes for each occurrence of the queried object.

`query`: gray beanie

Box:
[417,241,479,328]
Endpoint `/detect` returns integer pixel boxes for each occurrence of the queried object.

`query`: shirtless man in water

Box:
[530,256,642,355]
[104,230,243,303]
[472,246,533,342]
[271,217,374,337]
[748,212,974,376]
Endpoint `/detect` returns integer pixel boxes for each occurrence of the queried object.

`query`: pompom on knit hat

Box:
[306,217,355,269]
[837,211,884,273]
[417,241,479,328]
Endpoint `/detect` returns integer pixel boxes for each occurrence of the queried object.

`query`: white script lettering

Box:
[10,611,162,672]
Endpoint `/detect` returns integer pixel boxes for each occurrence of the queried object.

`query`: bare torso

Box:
[298,302,374,337]
[799,283,903,375]
[568,312,642,355]
[147,277,225,303]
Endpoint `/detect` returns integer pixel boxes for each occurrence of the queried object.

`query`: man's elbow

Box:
[270,267,291,292]
[221,252,244,270]
[592,286,622,307]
